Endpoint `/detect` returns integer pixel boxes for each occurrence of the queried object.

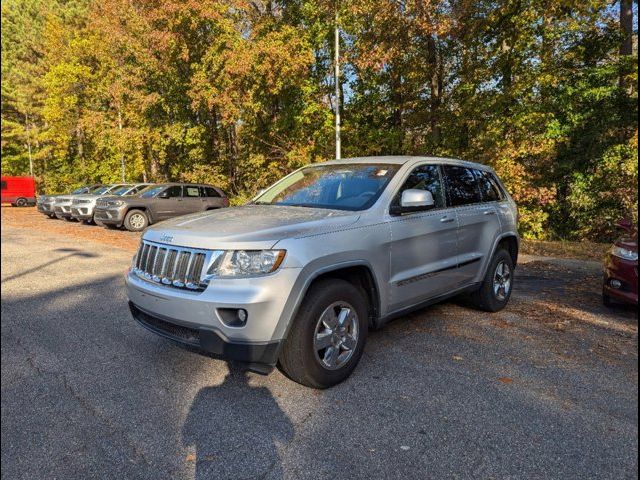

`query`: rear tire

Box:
[468,249,514,312]
[15,198,28,207]
[278,279,368,389]
[124,209,149,232]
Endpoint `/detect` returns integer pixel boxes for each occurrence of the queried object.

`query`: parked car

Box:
[126,156,519,388]
[52,185,108,221]
[37,185,102,219]
[603,219,638,307]
[95,183,229,232]
[71,183,153,225]
[1,176,36,207]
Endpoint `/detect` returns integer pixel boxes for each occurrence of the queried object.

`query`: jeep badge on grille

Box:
[160,234,174,243]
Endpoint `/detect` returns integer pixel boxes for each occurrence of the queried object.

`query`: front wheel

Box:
[278,279,368,389]
[124,209,149,232]
[467,249,514,312]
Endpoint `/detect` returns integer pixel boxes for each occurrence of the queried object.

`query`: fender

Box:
[270,258,383,343]
[478,231,520,281]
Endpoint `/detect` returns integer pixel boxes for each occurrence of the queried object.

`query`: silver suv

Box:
[126,157,519,388]
[71,183,152,224]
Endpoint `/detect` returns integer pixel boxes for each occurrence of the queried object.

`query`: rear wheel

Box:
[15,197,28,207]
[124,209,149,232]
[278,279,368,389]
[468,249,514,312]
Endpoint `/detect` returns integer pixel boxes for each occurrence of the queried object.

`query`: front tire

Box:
[124,209,149,232]
[468,249,514,312]
[278,279,368,389]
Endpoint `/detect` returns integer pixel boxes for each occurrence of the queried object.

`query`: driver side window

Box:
[393,165,445,209]
[164,186,182,198]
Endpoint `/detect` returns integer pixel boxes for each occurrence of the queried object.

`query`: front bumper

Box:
[95,206,126,225]
[125,267,302,364]
[71,205,95,221]
[603,255,638,305]
[37,203,54,215]
[53,205,73,218]
[129,302,281,366]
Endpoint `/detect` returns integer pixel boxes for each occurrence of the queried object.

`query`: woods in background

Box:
[1,0,637,240]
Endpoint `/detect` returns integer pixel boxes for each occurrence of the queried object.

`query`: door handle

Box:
[440,216,455,223]
[483,210,496,215]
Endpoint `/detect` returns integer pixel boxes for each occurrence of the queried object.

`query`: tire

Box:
[104,223,120,230]
[278,279,368,389]
[124,209,149,232]
[468,249,514,312]
[602,289,614,308]
[15,198,28,207]
[63,216,76,222]
[94,217,105,227]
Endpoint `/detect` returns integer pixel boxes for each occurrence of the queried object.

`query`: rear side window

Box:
[393,164,445,209]
[1,181,7,190]
[477,171,504,202]
[443,166,482,207]
[184,186,200,197]
[203,187,220,198]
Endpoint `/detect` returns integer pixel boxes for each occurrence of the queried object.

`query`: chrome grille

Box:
[132,240,213,291]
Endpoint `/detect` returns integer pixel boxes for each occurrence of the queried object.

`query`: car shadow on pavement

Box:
[2,248,98,283]
[182,367,294,480]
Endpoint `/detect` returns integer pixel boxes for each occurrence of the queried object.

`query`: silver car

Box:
[71,183,153,224]
[126,156,519,388]
[37,185,101,218]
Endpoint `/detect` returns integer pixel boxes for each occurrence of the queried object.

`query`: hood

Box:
[143,205,360,250]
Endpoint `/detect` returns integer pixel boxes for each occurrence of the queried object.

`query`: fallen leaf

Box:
[452,355,463,361]
[185,453,196,462]
[498,377,514,384]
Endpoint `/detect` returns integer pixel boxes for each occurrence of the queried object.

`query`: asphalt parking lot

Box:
[1,208,638,479]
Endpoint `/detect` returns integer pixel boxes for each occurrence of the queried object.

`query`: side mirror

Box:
[616,218,633,232]
[390,189,435,215]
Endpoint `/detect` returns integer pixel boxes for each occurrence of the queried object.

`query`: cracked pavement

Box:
[1,213,638,479]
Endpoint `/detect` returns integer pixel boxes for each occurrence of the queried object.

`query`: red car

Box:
[1,176,36,207]
[603,219,638,307]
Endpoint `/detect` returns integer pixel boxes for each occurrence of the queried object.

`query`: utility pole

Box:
[334,3,341,160]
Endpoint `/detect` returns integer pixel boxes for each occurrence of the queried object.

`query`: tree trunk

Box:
[620,0,634,57]
[427,35,442,147]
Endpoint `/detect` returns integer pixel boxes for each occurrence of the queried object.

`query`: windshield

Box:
[253,163,400,211]
[110,186,132,196]
[140,185,166,198]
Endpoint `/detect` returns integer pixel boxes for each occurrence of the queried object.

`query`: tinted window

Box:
[477,170,504,202]
[140,186,165,198]
[254,164,400,211]
[204,187,220,198]
[164,186,182,198]
[443,166,482,206]
[393,164,445,209]
[1,181,6,190]
[184,186,200,197]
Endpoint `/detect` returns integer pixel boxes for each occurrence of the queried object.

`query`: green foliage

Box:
[1,0,637,241]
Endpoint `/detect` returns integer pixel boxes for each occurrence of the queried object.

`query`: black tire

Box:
[278,279,368,389]
[15,198,28,207]
[104,223,120,230]
[124,209,149,232]
[63,216,76,222]
[48,213,56,219]
[468,249,514,312]
[93,216,104,227]
[602,289,614,308]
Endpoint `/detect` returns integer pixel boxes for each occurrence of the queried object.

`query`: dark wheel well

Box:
[308,266,380,328]
[498,236,519,266]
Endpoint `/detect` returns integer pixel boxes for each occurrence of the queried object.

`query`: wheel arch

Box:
[276,260,383,343]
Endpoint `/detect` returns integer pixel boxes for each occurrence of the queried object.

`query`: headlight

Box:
[206,250,286,278]
[110,200,125,207]
[611,246,638,261]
